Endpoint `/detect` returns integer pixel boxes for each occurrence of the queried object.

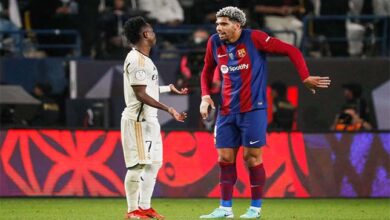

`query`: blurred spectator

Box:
[346,0,384,57]
[0,0,22,55]
[30,82,60,126]
[193,0,238,24]
[30,0,79,56]
[177,28,209,89]
[372,0,390,56]
[98,0,130,59]
[341,83,370,122]
[252,0,311,47]
[77,0,100,57]
[138,0,184,26]
[312,0,349,56]
[179,0,195,24]
[331,105,372,131]
[347,0,368,57]
[268,81,296,131]
[373,0,390,16]
[177,28,210,128]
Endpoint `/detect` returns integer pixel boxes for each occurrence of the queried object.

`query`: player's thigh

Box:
[144,118,162,163]
[215,113,241,148]
[121,117,143,168]
[239,109,267,148]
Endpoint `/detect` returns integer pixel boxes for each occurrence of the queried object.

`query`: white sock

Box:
[219,206,232,212]
[139,163,161,210]
[124,165,145,212]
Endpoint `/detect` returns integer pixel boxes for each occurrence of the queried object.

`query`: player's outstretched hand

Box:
[200,95,215,120]
[303,76,331,94]
[168,107,187,122]
[169,84,189,95]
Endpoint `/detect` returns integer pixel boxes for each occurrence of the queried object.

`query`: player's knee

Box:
[218,151,236,163]
[243,154,262,167]
[218,155,235,163]
[145,163,162,177]
[126,164,145,181]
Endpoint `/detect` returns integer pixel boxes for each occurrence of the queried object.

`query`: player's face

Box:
[216,17,240,42]
[143,24,156,45]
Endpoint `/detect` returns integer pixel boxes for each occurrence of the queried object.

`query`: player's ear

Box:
[235,22,241,30]
[142,32,148,39]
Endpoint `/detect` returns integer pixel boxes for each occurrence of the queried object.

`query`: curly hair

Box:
[123,16,148,44]
[216,6,246,26]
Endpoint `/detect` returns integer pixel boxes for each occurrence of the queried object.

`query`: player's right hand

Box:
[303,76,331,94]
[168,107,187,122]
[200,95,215,120]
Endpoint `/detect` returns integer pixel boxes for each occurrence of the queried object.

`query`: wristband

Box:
[160,85,171,93]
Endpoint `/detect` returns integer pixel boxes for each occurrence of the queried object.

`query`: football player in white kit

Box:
[121,16,187,219]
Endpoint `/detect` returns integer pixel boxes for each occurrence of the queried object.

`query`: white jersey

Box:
[122,49,159,121]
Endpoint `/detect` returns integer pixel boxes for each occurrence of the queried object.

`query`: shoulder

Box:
[126,50,147,68]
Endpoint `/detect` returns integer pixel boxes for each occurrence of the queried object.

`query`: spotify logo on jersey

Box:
[220,64,249,74]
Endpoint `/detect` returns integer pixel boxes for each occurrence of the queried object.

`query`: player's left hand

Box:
[169,84,189,95]
[168,107,187,122]
[303,76,331,94]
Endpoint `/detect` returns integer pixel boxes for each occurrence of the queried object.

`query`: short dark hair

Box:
[123,16,148,45]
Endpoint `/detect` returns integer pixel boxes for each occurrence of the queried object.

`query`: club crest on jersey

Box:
[135,70,146,80]
[237,48,246,58]
[220,65,229,74]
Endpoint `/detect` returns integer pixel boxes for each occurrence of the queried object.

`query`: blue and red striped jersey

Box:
[201,29,309,115]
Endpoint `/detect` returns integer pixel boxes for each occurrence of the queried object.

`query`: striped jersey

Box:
[201,29,309,115]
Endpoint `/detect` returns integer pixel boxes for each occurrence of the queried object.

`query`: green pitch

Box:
[0,198,389,220]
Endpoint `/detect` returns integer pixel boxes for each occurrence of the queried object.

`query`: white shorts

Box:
[121,116,162,168]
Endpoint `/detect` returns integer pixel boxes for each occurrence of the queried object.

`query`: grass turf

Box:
[0,198,389,220]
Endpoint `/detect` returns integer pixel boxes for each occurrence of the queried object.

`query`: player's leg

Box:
[139,118,164,219]
[218,148,239,208]
[239,109,267,219]
[200,114,240,219]
[124,164,149,219]
[241,148,265,219]
[121,117,150,219]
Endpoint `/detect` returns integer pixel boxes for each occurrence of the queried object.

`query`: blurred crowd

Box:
[0,0,387,131]
[0,0,389,58]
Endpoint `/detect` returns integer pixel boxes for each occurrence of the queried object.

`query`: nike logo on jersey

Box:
[217,54,227,58]
[249,140,260,145]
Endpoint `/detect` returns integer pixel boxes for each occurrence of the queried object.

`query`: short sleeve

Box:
[125,57,148,86]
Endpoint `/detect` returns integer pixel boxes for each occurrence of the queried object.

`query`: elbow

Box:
[135,93,145,102]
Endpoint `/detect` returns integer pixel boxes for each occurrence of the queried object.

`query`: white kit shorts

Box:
[121,116,162,168]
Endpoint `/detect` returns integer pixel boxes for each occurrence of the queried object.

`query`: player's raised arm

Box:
[251,30,331,93]
[159,84,189,95]
[200,37,217,119]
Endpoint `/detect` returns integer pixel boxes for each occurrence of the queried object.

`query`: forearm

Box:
[136,93,170,112]
[200,66,215,96]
